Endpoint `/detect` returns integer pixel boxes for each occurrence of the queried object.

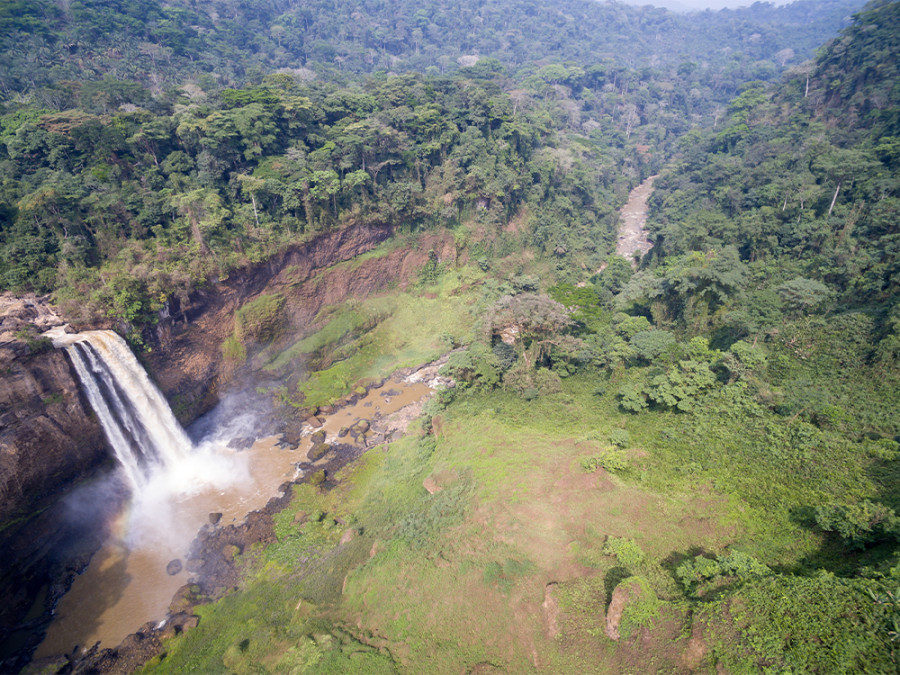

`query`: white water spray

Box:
[47,329,193,490]
[46,328,247,545]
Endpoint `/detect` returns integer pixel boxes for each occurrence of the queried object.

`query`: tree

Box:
[812,147,879,216]
[486,294,573,366]
[776,278,833,317]
[165,187,230,252]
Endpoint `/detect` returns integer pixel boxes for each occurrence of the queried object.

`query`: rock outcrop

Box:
[0,295,112,524]
[0,295,111,670]
[0,343,107,524]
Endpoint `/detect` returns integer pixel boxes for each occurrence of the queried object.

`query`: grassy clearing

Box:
[148,355,898,673]
[156,375,746,672]
[289,267,483,407]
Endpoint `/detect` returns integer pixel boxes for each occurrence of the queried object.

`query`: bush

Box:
[616,576,663,638]
[602,536,646,569]
[676,551,772,594]
[620,358,719,413]
[14,328,52,354]
[707,574,893,673]
[582,449,628,473]
[443,343,500,389]
[814,500,900,549]
[503,364,562,397]
[608,429,630,448]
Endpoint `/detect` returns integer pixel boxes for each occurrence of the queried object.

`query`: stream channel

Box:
[616,174,657,265]
[34,372,434,661]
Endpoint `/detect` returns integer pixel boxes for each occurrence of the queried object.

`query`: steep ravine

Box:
[0,223,456,670]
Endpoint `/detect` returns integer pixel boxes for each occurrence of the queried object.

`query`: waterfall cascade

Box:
[46,328,192,490]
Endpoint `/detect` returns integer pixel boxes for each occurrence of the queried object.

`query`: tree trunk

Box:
[250,193,260,231]
[302,183,314,230]
[828,180,841,216]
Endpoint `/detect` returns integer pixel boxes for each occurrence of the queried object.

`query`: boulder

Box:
[423,476,443,495]
[307,443,330,461]
[226,436,254,450]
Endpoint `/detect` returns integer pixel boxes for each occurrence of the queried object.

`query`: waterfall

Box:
[47,329,192,490]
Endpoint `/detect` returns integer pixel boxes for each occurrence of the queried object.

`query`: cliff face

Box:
[0,299,108,525]
[145,222,456,421]
[144,222,396,421]
[0,297,111,667]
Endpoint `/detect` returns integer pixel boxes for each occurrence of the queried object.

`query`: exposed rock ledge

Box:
[0,294,111,671]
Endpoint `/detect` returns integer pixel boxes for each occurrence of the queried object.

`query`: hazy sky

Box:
[619,0,786,11]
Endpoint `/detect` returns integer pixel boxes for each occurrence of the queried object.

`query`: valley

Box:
[1,0,898,672]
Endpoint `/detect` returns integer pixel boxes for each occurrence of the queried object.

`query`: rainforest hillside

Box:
[1,0,860,96]
[137,3,900,672]
[3,0,900,673]
[0,0,869,341]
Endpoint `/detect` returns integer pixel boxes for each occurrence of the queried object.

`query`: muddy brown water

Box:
[34,376,431,661]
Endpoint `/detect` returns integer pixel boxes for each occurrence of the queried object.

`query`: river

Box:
[33,372,434,661]
[616,175,657,266]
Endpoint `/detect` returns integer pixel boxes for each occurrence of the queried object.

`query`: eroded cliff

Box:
[145,222,456,421]
[0,296,111,668]
[0,297,107,525]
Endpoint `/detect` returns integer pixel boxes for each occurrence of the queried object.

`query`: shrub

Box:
[608,429,630,448]
[814,500,900,549]
[676,551,772,594]
[616,576,663,638]
[618,381,649,412]
[504,364,562,397]
[602,536,646,569]
[582,449,628,473]
[443,343,500,389]
[14,328,52,354]
[707,574,893,673]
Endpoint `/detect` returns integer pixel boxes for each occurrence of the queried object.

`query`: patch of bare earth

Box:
[455,431,733,671]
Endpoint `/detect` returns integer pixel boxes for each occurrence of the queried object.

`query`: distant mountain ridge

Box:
[0,0,864,99]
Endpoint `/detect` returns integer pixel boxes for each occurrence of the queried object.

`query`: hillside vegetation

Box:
[4,0,900,672]
[140,3,899,672]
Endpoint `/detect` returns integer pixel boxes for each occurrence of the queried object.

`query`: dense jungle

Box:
[1,0,898,672]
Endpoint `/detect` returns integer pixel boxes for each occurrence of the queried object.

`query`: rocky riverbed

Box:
[30,357,452,674]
